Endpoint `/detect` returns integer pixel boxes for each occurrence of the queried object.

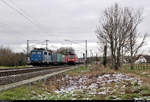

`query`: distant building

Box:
[135,55,147,64]
[134,55,150,64]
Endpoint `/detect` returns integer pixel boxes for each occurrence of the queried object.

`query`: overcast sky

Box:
[0,0,150,57]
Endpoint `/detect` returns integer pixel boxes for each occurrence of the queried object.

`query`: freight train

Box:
[29,48,83,66]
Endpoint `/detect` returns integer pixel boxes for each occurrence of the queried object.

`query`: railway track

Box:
[0,65,78,85]
[0,65,71,77]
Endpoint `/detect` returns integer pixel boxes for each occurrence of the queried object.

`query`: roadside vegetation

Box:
[0,65,32,69]
[0,47,27,67]
[0,64,150,100]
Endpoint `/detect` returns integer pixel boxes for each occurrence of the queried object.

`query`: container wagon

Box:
[61,55,66,64]
[51,53,57,65]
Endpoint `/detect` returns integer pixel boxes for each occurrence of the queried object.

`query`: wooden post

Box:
[39,79,41,83]
[44,78,47,85]
[28,82,31,90]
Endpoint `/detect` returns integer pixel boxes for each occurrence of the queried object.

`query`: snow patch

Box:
[54,73,143,98]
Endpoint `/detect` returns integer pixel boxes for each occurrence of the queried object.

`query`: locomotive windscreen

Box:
[37,52,42,54]
[69,55,74,59]
[31,51,42,55]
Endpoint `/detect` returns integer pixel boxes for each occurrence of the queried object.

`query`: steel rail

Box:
[0,65,71,77]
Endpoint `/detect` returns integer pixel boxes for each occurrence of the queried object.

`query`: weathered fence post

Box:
[44,78,47,86]
[28,82,31,90]
[39,79,41,83]
[146,63,148,69]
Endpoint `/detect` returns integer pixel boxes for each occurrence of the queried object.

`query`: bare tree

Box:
[96,3,146,70]
[126,17,147,69]
[56,47,75,55]
[121,8,147,69]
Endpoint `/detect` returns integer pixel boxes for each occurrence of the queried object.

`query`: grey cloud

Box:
[0,0,150,55]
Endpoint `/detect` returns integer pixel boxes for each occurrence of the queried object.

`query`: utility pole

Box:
[27,40,30,63]
[90,50,93,57]
[46,40,49,50]
[27,40,29,56]
[90,50,93,64]
[96,53,98,64]
[85,40,87,67]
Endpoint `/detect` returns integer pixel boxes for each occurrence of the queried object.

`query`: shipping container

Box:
[57,53,62,63]
[61,55,66,63]
[51,53,57,64]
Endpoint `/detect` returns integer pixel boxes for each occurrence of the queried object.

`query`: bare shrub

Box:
[0,47,26,66]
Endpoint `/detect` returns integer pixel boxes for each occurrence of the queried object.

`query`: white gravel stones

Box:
[98,91,106,95]
[141,72,149,75]
[54,73,143,98]
[89,83,98,89]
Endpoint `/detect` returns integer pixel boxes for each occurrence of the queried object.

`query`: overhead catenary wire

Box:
[7,0,42,27]
[1,0,91,36]
[65,39,85,48]
[0,0,41,30]
[0,0,96,36]
[0,0,94,36]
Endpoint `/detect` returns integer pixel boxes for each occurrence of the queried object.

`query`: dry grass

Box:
[1,64,149,100]
[45,64,121,94]
[38,64,150,100]
[117,68,150,90]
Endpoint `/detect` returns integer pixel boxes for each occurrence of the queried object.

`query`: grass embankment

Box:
[0,65,150,100]
[0,81,49,100]
[0,66,87,100]
[118,65,150,100]
[46,65,150,100]
[0,65,32,69]
[119,64,150,92]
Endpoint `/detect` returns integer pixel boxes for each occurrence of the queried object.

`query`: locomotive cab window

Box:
[37,52,41,54]
[48,53,51,55]
[69,55,74,59]
[44,52,47,55]
[31,52,36,54]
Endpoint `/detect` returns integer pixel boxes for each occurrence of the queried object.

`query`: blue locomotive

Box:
[30,48,52,65]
